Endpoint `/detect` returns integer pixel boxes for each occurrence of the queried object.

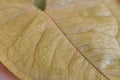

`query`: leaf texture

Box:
[46,0,120,80]
[0,0,119,80]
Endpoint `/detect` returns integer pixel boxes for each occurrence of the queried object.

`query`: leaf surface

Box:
[46,0,120,80]
[0,0,119,80]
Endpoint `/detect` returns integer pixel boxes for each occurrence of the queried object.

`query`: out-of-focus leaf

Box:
[0,62,19,80]
[46,0,120,80]
[34,0,46,11]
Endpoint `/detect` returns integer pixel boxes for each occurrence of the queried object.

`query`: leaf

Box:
[46,0,120,80]
[102,0,120,46]
[0,0,119,80]
[0,1,107,80]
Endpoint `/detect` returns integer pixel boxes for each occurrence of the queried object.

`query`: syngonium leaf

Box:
[0,0,119,80]
[46,0,120,80]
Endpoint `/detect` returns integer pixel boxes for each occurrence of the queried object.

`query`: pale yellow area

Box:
[0,0,108,80]
[46,0,120,80]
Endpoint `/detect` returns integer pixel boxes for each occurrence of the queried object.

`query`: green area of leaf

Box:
[34,0,46,11]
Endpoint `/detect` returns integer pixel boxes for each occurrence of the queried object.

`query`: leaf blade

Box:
[0,0,109,80]
[46,0,120,79]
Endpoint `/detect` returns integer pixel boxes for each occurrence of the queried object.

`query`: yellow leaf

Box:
[0,0,119,80]
[46,0,120,80]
